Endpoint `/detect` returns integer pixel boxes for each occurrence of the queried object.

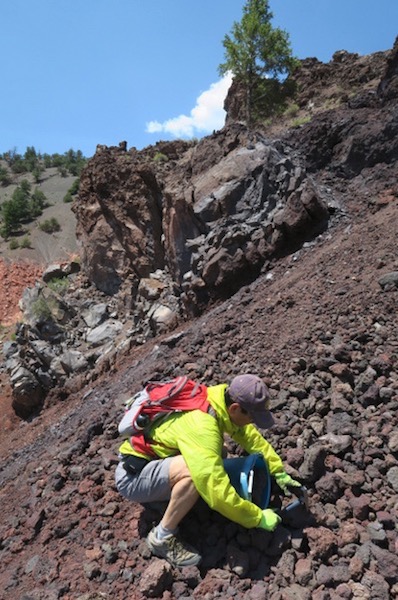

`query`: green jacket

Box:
[119,383,284,528]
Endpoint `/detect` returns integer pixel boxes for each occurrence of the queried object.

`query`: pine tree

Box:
[219,0,297,126]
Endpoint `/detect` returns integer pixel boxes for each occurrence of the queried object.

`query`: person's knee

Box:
[169,455,193,488]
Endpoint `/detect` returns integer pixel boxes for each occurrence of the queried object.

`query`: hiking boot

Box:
[146,527,201,567]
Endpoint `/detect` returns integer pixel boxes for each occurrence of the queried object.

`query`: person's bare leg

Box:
[147,455,201,566]
[160,455,199,530]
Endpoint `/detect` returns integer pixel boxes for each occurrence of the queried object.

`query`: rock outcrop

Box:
[74,127,330,315]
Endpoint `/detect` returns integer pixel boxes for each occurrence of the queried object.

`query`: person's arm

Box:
[174,412,265,528]
[233,425,302,492]
[232,424,284,474]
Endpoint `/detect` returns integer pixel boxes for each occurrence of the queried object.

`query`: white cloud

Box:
[146,72,233,139]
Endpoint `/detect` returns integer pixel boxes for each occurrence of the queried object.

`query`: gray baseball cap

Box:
[228,374,274,429]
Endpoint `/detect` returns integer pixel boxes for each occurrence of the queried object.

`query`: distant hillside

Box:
[0,157,85,265]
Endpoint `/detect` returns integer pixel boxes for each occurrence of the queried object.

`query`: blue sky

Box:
[1,0,397,158]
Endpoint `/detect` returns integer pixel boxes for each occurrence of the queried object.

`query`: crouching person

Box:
[115,374,300,568]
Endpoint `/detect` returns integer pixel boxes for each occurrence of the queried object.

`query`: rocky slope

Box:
[0,42,398,600]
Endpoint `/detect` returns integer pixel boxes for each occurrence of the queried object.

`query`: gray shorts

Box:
[115,457,174,504]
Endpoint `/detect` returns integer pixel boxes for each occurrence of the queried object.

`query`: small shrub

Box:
[291,116,312,128]
[9,238,19,250]
[285,103,300,117]
[153,152,169,163]
[0,226,10,239]
[0,166,11,186]
[63,191,73,203]
[10,159,27,174]
[38,218,61,233]
[57,166,68,177]
[32,297,52,320]
[69,178,80,195]
[20,235,32,249]
[30,188,48,217]
[32,166,44,183]
[48,277,69,294]
[63,178,80,203]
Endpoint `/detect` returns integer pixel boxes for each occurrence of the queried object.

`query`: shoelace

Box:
[168,536,193,561]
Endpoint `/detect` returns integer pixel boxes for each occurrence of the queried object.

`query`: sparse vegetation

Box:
[153,152,169,163]
[0,165,11,186]
[63,191,73,203]
[63,178,80,203]
[0,181,50,238]
[9,238,19,250]
[284,103,300,117]
[31,297,52,321]
[291,116,312,127]
[20,235,32,248]
[38,217,61,233]
[48,277,69,294]
[32,165,44,183]
[1,147,87,178]
[30,188,49,217]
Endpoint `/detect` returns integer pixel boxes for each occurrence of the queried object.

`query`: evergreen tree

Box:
[219,0,297,126]
[24,146,39,171]
[1,187,30,236]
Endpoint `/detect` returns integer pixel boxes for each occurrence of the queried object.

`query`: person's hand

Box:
[274,471,302,495]
[258,508,281,531]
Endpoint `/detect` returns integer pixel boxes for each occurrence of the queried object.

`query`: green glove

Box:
[274,471,302,495]
[258,509,281,532]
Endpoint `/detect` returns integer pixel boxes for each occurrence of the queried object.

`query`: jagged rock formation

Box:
[74,128,330,315]
[1,40,398,600]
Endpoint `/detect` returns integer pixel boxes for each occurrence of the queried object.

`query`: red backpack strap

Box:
[146,376,188,404]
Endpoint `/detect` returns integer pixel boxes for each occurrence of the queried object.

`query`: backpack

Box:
[118,376,212,448]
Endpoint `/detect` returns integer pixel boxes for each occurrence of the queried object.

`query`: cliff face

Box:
[74,128,329,317]
[1,41,398,600]
[74,41,397,319]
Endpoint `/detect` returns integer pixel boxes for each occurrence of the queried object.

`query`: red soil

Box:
[0,259,43,440]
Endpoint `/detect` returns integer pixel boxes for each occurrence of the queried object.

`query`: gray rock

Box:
[319,433,352,454]
[355,366,377,394]
[326,412,356,435]
[386,466,398,492]
[11,368,45,417]
[81,303,108,328]
[316,563,350,585]
[378,271,398,288]
[370,543,398,583]
[315,472,345,502]
[361,571,391,600]
[29,340,56,367]
[149,304,177,333]
[387,431,398,453]
[2,341,18,359]
[86,319,123,346]
[59,350,89,374]
[281,584,312,600]
[299,445,327,483]
[367,521,387,545]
